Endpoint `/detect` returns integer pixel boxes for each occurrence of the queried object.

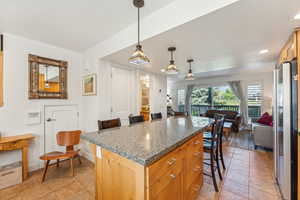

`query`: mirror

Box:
[29,54,67,99]
[38,65,60,93]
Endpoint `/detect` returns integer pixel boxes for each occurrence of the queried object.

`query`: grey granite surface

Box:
[81,116,213,166]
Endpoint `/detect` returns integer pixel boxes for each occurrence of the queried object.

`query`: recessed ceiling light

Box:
[294,13,300,20]
[161,69,166,72]
[259,49,269,54]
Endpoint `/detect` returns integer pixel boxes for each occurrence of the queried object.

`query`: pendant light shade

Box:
[185,59,195,81]
[129,0,150,65]
[129,44,150,65]
[163,47,179,74]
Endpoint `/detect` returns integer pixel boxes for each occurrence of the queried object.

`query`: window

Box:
[177,89,185,112]
[190,86,239,116]
[212,86,239,106]
[191,88,209,105]
[247,83,263,118]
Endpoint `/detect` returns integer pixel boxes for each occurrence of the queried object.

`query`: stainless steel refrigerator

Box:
[273,59,298,200]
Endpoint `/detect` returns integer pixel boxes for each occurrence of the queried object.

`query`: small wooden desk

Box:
[0,134,35,181]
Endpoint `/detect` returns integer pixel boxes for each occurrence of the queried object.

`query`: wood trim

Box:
[0,51,3,107]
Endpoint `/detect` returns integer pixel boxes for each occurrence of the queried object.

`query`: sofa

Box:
[201,110,241,132]
[252,123,273,150]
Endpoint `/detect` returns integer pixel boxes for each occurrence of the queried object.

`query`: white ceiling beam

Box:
[83,0,240,64]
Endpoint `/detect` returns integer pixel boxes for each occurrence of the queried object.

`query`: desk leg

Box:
[22,146,29,181]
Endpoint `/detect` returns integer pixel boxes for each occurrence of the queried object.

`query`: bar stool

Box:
[129,115,145,125]
[203,117,224,192]
[98,118,121,130]
[203,114,226,170]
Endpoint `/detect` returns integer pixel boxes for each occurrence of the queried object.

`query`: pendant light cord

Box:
[138,7,140,46]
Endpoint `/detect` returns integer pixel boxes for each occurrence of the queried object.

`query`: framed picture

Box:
[82,73,97,96]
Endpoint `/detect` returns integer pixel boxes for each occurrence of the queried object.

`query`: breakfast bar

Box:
[81,117,213,200]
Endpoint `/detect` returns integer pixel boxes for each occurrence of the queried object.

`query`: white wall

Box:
[81,60,167,131]
[168,71,274,114]
[80,60,167,161]
[0,34,168,169]
[0,34,83,170]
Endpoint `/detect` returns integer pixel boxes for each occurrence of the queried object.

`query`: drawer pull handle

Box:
[167,158,176,165]
[170,174,176,179]
[193,140,201,145]
[193,166,201,172]
[193,152,201,157]
[192,185,201,191]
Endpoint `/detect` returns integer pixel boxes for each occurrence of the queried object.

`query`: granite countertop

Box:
[81,116,213,166]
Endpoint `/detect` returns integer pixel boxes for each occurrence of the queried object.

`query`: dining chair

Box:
[204,114,226,170]
[151,112,162,120]
[39,130,82,182]
[129,115,145,125]
[98,118,121,130]
[203,116,224,192]
[174,111,186,116]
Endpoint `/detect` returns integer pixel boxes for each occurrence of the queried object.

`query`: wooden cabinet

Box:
[91,132,204,200]
[279,32,297,63]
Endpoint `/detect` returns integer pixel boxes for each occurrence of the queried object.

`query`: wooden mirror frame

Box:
[28,54,68,99]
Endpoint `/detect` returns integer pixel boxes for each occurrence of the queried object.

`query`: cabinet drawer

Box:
[187,133,203,152]
[149,164,182,199]
[0,140,26,151]
[147,146,184,186]
[185,163,202,191]
[186,174,203,200]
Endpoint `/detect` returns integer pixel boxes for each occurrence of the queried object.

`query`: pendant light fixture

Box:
[185,59,195,81]
[163,47,179,74]
[129,0,150,65]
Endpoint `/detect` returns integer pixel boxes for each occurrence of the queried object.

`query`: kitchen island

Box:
[81,116,213,200]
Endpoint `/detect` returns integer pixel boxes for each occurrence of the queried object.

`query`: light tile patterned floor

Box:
[198,145,282,200]
[0,143,281,200]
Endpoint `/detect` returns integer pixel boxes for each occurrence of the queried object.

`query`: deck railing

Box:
[178,105,261,118]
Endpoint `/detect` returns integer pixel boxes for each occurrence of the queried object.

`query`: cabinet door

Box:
[151,172,183,200]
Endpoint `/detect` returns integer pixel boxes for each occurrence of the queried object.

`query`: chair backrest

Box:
[211,114,225,149]
[174,111,186,116]
[151,112,162,120]
[56,130,81,147]
[129,115,145,125]
[98,118,121,130]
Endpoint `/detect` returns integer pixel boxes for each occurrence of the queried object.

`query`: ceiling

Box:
[0,0,175,51]
[104,0,300,80]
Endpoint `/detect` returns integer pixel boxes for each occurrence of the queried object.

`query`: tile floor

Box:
[0,140,281,200]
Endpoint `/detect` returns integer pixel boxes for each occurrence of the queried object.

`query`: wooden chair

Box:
[151,112,162,120]
[129,115,144,125]
[174,111,186,116]
[40,130,82,182]
[98,118,121,130]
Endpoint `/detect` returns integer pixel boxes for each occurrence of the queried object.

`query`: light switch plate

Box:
[26,111,41,125]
